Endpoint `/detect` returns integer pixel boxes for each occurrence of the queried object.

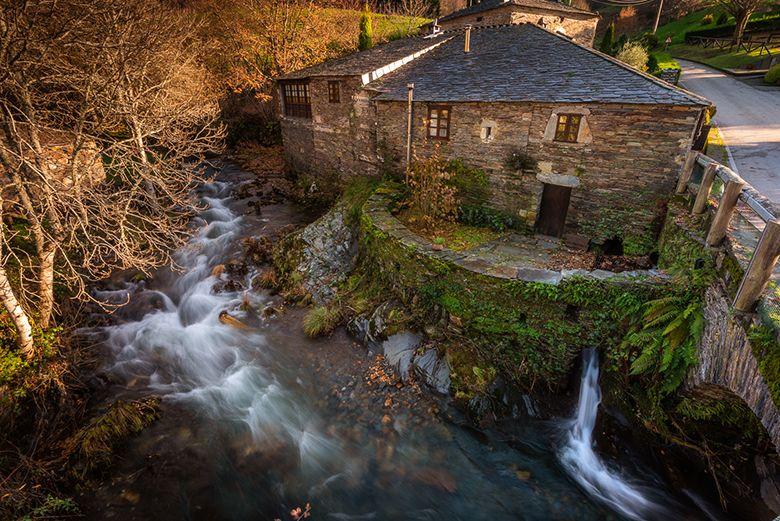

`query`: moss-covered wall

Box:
[358,187,669,397]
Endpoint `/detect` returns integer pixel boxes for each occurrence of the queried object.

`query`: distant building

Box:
[276,24,710,248]
[436,0,601,47]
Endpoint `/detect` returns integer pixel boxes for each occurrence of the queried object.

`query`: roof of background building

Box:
[438,0,599,23]
[368,24,709,106]
[278,36,449,80]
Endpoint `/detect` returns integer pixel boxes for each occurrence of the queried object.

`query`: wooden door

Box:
[535,184,571,238]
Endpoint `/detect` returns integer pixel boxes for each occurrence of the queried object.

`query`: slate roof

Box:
[278,36,449,80]
[438,0,598,23]
[369,24,709,106]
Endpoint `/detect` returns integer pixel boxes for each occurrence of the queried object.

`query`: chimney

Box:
[465,25,471,53]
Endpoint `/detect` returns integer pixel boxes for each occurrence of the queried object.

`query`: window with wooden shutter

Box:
[281,82,311,118]
[328,81,340,103]
[427,105,451,140]
[554,114,582,143]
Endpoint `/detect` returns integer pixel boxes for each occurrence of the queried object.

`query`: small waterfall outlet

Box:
[559,348,655,520]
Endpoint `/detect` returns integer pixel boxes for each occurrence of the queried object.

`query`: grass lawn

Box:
[397,210,502,252]
[655,8,780,70]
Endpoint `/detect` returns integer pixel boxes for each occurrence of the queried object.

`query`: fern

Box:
[623,290,703,396]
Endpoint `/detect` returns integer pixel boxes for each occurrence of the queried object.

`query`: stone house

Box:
[436,0,600,47]
[277,24,710,253]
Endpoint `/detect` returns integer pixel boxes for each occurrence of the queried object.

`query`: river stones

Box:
[413,349,451,395]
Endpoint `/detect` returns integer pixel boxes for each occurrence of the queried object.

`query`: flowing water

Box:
[560,349,662,520]
[81,162,748,520]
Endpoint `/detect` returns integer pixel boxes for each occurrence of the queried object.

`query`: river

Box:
[79,162,755,520]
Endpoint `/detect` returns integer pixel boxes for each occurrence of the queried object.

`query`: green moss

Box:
[749,324,780,407]
[577,201,659,256]
[358,187,666,396]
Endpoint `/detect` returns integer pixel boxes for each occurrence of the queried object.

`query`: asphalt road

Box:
[678,59,780,205]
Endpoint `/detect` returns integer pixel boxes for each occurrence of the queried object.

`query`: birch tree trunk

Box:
[38,244,56,329]
[0,266,34,357]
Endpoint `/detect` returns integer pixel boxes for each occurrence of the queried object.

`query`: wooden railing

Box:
[687,34,777,56]
[676,150,780,313]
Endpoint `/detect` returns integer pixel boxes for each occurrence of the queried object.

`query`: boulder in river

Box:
[277,203,357,304]
[382,332,423,380]
[413,349,451,395]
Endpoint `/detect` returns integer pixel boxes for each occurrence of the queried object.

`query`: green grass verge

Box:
[651,51,680,70]
[670,43,780,70]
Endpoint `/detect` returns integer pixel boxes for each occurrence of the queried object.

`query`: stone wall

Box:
[375,99,702,252]
[689,282,780,451]
[438,5,599,47]
[280,76,379,178]
[439,0,468,18]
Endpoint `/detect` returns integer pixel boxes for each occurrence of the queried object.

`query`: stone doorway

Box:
[535,183,571,238]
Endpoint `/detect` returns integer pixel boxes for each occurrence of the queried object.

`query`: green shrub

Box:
[358,3,373,51]
[616,41,649,72]
[445,158,490,206]
[701,13,714,25]
[503,150,538,172]
[647,54,659,73]
[459,205,524,232]
[622,291,704,396]
[303,306,342,337]
[765,64,780,85]
[716,12,729,25]
[64,398,159,476]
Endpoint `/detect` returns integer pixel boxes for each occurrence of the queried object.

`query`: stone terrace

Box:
[365,190,668,285]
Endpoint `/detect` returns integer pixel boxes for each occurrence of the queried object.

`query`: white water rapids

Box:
[559,348,656,520]
[97,180,336,470]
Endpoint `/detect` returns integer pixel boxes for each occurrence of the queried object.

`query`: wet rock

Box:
[412,349,451,395]
[261,305,279,318]
[410,467,457,493]
[218,311,252,330]
[212,279,243,293]
[381,332,423,380]
[348,300,403,350]
[211,264,225,277]
[224,259,248,277]
[468,395,492,423]
[289,204,357,304]
[756,455,780,513]
[242,236,273,265]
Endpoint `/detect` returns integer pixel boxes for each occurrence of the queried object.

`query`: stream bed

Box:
[79,162,755,520]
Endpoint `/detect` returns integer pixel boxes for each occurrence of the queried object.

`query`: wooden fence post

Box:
[706,178,746,246]
[676,150,698,194]
[733,220,780,312]
[692,163,718,214]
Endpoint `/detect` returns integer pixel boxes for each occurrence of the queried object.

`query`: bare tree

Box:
[392,0,432,35]
[713,0,768,44]
[208,0,328,100]
[0,0,223,356]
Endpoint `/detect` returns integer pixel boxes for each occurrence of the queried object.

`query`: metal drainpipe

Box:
[405,83,414,184]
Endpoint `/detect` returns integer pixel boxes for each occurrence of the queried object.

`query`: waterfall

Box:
[559,348,654,520]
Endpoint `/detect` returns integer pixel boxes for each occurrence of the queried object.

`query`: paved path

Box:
[678,59,780,205]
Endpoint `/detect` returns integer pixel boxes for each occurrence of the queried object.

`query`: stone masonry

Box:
[374,100,702,246]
